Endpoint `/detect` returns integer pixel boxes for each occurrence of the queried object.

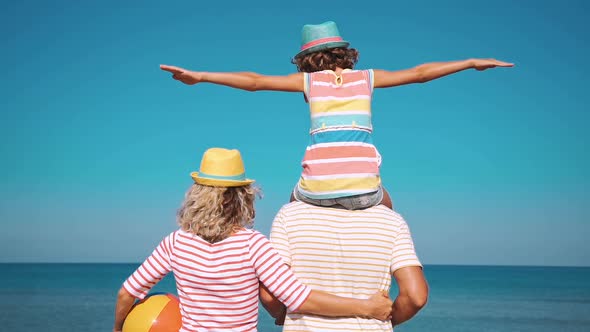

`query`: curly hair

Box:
[177,184,261,243]
[292,47,359,73]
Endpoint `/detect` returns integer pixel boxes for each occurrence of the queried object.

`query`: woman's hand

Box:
[160,65,202,85]
[471,58,514,71]
[364,291,394,321]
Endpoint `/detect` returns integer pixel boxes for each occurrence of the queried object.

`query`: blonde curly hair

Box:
[177,184,261,243]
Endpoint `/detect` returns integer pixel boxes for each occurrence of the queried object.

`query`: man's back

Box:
[270,202,422,331]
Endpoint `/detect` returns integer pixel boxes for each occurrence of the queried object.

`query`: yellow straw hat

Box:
[191,148,255,187]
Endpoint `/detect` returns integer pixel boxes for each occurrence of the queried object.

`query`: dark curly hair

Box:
[292,47,359,73]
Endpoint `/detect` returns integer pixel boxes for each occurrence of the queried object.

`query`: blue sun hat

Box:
[294,21,350,59]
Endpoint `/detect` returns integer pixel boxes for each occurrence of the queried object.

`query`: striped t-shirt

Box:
[122,229,311,332]
[270,202,422,332]
[297,69,381,200]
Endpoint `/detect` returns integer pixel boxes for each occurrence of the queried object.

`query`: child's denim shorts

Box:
[293,186,384,210]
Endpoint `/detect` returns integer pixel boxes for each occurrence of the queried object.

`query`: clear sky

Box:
[0,0,588,266]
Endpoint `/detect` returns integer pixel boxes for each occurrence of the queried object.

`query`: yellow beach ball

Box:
[122,293,182,332]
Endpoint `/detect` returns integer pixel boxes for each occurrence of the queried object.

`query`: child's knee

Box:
[381,188,394,210]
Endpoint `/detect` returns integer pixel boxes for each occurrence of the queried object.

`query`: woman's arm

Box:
[373,58,513,88]
[113,287,138,332]
[113,235,173,331]
[259,283,287,325]
[297,290,392,320]
[260,282,392,322]
[160,65,304,92]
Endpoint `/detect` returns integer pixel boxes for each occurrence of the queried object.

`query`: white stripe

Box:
[308,126,372,134]
[307,142,375,149]
[178,293,257,308]
[300,173,378,181]
[173,264,255,282]
[303,157,379,164]
[312,79,368,88]
[283,316,391,331]
[310,94,371,102]
[310,110,370,118]
[310,125,372,134]
[125,277,148,295]
[144,258,167,276]
[182,307,257,317]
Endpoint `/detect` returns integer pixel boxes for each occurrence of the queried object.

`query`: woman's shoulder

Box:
[240,229,271,244]
[241,228,264,237]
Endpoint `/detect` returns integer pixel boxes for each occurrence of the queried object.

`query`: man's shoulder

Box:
[278,202,408,225]
[276,201,309,216]
[357,205,408,224]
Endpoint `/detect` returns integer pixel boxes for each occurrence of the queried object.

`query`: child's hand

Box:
[472,59,514,71]
[160,64,202,85]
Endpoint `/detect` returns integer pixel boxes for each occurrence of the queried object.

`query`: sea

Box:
[0,264,588,331]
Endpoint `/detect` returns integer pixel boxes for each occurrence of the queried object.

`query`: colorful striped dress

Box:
[122,229,311,332]
[297,69,381,199]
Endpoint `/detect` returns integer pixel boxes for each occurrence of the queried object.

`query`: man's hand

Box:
[472,58,514,71]
[365,291,394,321]
[160,64,202,85]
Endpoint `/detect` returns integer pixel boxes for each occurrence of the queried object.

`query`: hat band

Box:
[301,36,344,51]
[198,171,246,181]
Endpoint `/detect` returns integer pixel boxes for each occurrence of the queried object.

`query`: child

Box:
[160,21,513,210]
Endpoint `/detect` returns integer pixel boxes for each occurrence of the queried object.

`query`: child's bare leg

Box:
[381,188,394,210]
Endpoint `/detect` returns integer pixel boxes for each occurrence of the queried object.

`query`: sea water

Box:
[0,264,588,331]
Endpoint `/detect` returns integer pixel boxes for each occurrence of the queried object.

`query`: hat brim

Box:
[294,41,350,59]
[191,172,255,187]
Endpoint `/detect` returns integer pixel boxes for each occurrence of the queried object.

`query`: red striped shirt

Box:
[123,229,311,331]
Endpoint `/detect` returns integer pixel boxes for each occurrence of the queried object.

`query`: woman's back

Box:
[123,229,310,331]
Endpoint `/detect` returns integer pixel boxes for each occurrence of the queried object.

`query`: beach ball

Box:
[122,293,182,332]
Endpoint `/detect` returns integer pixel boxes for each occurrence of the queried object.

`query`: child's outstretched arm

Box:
[373,58,513,88]
[160,65,304,92]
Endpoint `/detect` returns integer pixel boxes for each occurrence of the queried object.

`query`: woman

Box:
[113,147,392,332]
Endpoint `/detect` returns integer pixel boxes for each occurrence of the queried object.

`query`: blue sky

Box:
[0,0,588,266]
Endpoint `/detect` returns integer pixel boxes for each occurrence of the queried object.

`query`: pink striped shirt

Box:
[123,229,311,332]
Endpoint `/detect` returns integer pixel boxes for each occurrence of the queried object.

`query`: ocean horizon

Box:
[0,263,588,331]
[3,262,587,267]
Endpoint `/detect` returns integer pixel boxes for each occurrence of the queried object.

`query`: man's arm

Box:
[160,65,304,92]
[390,266,429,327]
[373,58,513,88]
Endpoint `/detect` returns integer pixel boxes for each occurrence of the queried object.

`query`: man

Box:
[260,202,428,331]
